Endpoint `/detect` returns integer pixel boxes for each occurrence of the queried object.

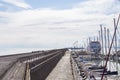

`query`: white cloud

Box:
[0,0,120,55]
[0,3,4,7]
[2,0,31,9]
[74,0,120,14]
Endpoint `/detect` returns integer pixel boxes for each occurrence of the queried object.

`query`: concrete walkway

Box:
[46,51,73,80]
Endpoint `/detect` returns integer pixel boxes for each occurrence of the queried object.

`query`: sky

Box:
[0,0,120,55]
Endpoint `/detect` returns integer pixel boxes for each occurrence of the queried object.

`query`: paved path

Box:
[2,62,26,80]
[46,51,73,80]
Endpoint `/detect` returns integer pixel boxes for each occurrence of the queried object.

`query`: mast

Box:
[100,25,104,55]
[101,14,120,80]
[100,25,104,66]
[113,18,118,73]
[99,31,101,42]
[89,37,91,43]
[107,29,111,71]
[104,27,107,54]
[114,18,117,52]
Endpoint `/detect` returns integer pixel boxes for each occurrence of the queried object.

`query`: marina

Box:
[70,14,120,80]
[0,0,120,80]
[70,51,120,80]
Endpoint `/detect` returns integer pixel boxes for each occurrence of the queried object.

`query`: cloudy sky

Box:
[0,0,120,55]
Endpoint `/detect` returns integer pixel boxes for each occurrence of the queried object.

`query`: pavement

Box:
[1,61,26,80]
[0,56,16,79]
[46,51,73,80]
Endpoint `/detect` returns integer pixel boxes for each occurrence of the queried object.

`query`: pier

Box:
[0,49,68,80]
[0,11,120,80]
